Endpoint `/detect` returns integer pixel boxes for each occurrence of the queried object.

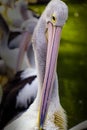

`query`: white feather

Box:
[16,78,38,108]
[21,68,37,80]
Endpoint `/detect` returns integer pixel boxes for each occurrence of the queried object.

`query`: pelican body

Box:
[0,69,38,129]
[0,13,38,129]
[4,0,68,130]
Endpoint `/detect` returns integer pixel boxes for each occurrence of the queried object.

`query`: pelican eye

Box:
[51,15,56,24]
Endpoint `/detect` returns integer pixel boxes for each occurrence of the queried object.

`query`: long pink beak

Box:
[39,22,62,129]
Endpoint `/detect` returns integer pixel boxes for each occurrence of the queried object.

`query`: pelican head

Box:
[15,0,29,20]
[34,0,68,129]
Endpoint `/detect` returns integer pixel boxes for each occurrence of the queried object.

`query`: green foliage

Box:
[29,4,45,15]
[62,0,87,4]
[58,3,87,128]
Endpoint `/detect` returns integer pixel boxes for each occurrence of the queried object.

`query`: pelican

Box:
[4,0,68,130]
[0,68,38,129]
[0,14,38,76]
[6,0,39,28]
[0,24,38,127]
[9,17,38,49]
[14,0,39,19]
[0,16,38,129]
[9,17,38,70]
[0,25,29,78]
[0,33,37,128]
[0,14,38,129]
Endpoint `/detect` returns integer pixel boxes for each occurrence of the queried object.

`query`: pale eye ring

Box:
[51,15,56,23]
[52,16,56,21]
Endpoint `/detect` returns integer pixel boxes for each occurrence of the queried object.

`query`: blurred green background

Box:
[29,0,87,129]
